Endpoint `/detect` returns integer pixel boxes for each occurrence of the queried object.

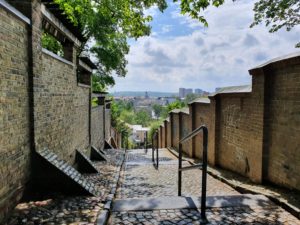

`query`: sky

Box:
[109,0,300,93]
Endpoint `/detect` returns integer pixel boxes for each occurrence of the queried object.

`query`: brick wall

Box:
[166,119,171,147]
[181,112,193,157]
[91,106,104,150]
[0,1,112,222]
[252,56,300,190]
[171,113,180,150]
[161,125,165,148]
[105,109,111,141]
[35,51,90,162]
[214,92,264,182]
[190,102,212,161]
[0,5,31,221]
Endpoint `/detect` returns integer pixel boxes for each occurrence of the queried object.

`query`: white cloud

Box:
[110,0,300,93]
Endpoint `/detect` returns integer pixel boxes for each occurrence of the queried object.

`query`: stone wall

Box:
[0,1,112,222]
[36,51,90,163]
[190,102,212,161]
[181,112,192,157]
[250,55,300,190]
[213,92,263,182]
[166,119,172,147]
[105,109,111,141]
[159,53,300,190]
[161,125,165,148]
[91,106,104,150]
[171,113,180,150]
[0,5,31,221]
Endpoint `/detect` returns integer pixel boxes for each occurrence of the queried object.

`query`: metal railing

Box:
[152,131,159,168]
[144,131,148,153]
[178,125,208,223]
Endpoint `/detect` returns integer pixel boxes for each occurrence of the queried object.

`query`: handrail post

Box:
[201,126,208,223]
[156,131,159,168]
[152,134,154,162]
[144,131,148,154]
[178,142,182,196]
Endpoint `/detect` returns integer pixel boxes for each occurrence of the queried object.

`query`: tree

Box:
[135,110,152,127]
[175,0,299,47]
[184,93,198,104]
[152,104,164,118]
[251,0,300,47]
[53,0,167,88]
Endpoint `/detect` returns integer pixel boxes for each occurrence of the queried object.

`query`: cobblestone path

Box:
[6,149,125,225]
[109,149,300,225]
[116,149,239,198]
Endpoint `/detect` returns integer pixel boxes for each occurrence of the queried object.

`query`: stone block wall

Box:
[214,92,263,182]
[171,113,180,150]
[181,112,192,157]
[0,5,31,221]
[36,51,90,163]
[159,53,300,190]
[252,55,300,190]
[0,0,112,222]
[91,106,104,150]
[105,109,111,140]
[166,119,172,147]
[161,125,165,148]
[190,102,212,162]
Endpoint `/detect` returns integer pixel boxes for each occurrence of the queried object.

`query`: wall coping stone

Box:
[209,85,252,97]
[189,97,210,105]
[249,51,300,75]
[78,83,91,89]
[41,3,81,47]
[0,0,31,24]
[79,59,93,73]
[42,48,74,66]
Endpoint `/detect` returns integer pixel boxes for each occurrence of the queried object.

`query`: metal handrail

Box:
[152,131,159,168]
[178,125,208,224]
[144,131,148,153]
[179,125,206,144]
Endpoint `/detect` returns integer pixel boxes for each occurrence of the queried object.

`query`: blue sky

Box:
[109,0,300,93]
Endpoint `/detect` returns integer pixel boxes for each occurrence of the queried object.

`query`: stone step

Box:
[112,194,273,212]
[37,150,100,196]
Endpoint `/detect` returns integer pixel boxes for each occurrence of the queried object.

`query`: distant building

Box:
[194,88,204,94]
[129,125,150,146]
[179,88,185,98]
[185,88,193,96]
[178,88,193,98]
[145,91,149,99]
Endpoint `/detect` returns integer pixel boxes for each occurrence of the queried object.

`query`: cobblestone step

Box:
[112,194,273,212]
[37,150,100,196]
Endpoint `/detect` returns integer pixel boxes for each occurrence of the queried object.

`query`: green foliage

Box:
[251,0,300,47]
[41,32,64,56]
[152,104,163,118]
[148,120,162,141]
[92,73,115,92]
[53,0,168,88]
[167,100,185,112]
[91,97,98,107]
[174,0,224,26]
[184,93,199,104]
[120,110,136,124]
[135,110,152,127]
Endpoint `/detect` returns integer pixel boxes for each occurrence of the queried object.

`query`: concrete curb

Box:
[167,147,300,219]
[96,150,126,225]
